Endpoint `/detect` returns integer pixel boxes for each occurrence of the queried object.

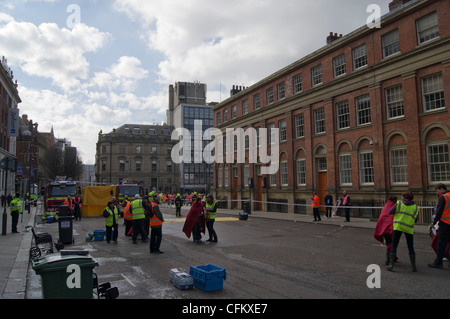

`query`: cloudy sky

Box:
[0,0,391,164]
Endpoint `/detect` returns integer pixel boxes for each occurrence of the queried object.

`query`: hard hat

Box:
[135,194,140,199]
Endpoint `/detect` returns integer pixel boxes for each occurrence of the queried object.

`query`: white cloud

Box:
[88,56,149,92]
[0,18,111,91]
[2,0,393,165]
[114,0,391,90]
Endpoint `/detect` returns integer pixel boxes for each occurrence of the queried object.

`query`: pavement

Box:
[0,201,432,299]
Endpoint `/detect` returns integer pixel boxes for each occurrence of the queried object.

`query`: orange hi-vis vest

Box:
[124,201,132,221]
[64,198,74,210]
[312,195,320,209]
[440,193,450,225]
[149,202,163,227]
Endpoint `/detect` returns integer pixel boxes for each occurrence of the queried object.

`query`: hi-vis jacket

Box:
[131,199,145,220]
[437,193,450,226]
[393,201,419,235]
[10,198,22,214]
[104,206,119,227]
[206,201,218,220]
[149,202,164,228]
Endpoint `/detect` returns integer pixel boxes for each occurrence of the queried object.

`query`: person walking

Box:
[428,183,450,269]
[175,193,182,217]
[324,191,333,218]
[205,194,218,243]
[129,194,149,244]
[103,200,119,243]
[342,191,351,222]
[149,195,165,254]
[10,193,22,233]
[374,196,397,266]
[387,191,420,272]
[312,192,321,221]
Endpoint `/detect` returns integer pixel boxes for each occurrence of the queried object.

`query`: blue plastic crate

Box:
[46,216,56,223]
[93,230,105,241]
[190,264,226,292]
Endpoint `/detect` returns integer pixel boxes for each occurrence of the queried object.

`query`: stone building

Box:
[95,124,180,193]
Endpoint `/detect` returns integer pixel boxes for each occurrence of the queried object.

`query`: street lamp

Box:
[22,128,34,214]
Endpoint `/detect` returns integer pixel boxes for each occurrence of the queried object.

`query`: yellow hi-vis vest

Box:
[131,199,145,220]
[393,201,419,235]
[10,198,22,213]
[205,201,218,220]
[105,206,119,227]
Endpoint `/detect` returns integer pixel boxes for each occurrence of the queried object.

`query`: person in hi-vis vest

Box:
[103,200,119,243]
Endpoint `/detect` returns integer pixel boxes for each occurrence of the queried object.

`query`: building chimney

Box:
[230,85,245,97]
[326,32,343,45]
[389,0,412,11]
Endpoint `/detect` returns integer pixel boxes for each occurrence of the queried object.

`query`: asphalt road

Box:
[26,206,449,300]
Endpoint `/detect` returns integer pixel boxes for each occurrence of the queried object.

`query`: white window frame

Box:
[417,12,439,45]
[422,73,445,112]
[427,143,450,183]
[333,54,346,78]
[336,101,350,130]
[352,44,368,70]
[311,64,322,86]
[390,148,408,184]
[280,161,288,186]
[314,108,325,134]
[359,152,374,185]
[339,154,352,185]
[386,85,404,119]
[382,29,400,58]
[356,95,371,126]
[296,159,306,186]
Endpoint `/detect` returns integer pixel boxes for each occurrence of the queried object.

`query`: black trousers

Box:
[313,208,321,221]
[391,230,415,256]
[206,219,217,241]
[74,207,81,220]
[132,219,147,241]
[105,223,118,242]
[11,211,19,233]
[325,206,332,218]
[344,207,351,221]
[150,227,162,252]
[192,222,202,242]
[434,222,450,265]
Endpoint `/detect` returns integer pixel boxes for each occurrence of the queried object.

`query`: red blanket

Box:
[373,200,396,246]
[182,201,205,238]
[431,231,450,254]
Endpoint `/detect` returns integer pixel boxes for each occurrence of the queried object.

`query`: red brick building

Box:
[213,0,450,217]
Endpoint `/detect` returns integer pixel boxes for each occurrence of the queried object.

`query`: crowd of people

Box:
[96,191,220,254]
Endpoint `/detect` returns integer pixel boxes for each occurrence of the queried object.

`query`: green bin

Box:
[32,253,99,299]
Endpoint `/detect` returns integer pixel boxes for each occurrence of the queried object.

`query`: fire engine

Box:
[44,180,78,212]
[115,183,144,204]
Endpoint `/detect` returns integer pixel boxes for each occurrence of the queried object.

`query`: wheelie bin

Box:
[32,252,99,299]
[58,216,74,244]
